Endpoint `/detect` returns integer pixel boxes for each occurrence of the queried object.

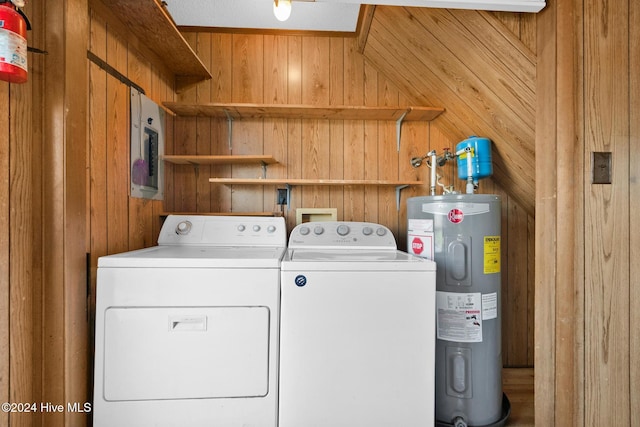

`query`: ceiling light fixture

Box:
[273,0,292,21]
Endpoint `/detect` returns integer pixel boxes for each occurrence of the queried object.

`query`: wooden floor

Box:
[503,368,534,426]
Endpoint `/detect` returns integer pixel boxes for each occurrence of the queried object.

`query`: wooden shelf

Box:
[163,102,444,121]
[162,155,277,166]
[208,178,423,186]
[208,178,423,211]
[163,103,433,210]
[163,102,443,151]
[105,0,211,92]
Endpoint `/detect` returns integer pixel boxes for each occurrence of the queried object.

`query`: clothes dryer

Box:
[93,215,286,427]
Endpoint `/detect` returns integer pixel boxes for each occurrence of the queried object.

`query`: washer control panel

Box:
[288,221,396,249]
[158,215,286,247]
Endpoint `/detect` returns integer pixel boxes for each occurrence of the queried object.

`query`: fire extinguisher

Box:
[0,0,29,83]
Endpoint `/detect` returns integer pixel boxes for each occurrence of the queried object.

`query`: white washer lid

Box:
[98,245,286,268]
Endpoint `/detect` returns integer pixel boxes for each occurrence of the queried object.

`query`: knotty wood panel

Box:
[361,7,536,216]
[33,0,92,425]
[491,11,537,52]
[106,37,130,256]
[0,81,8,427]
[535,0,640,424]
[9,73,35,427]
[630,2,640,426]
[173,33,199,213]
[88,5,176,265]
[534,2,559,424]
[169,32,534,367]
[194,33,214,213]
[554,0,585,424]
[88,8,108,374]
[584,0,631,424]
[362,61,379,224]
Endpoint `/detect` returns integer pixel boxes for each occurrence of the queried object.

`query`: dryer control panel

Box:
[288,221,396,250]
[159,215,287,247]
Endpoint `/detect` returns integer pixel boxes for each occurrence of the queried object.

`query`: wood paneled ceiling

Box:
[361,6,536,215]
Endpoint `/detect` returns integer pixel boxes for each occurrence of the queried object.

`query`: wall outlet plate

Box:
[277,188,288,205]
[592,152,612,184]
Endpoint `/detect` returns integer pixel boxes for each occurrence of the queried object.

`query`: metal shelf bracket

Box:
[395,109,409,152]
[224,109,234,151]
[395,184,409,211]
[285,184,292,211]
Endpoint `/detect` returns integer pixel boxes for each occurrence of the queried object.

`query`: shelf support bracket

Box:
[285,184,292,211]
[224,109,234,151]
[260,161,268,179]
[396,110,409,152]
[395,185,409,211]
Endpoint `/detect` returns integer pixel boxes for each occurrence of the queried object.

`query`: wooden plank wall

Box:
[361,7,536,216]
[583,0,635,424]
[0,0,45,425]
[536,0,640,425]
[630,3,640,425]
[87,0,175,345]
[0,68,7,427]
[168,33,433,246]
[168,32,534,367]
[535,2,582,424]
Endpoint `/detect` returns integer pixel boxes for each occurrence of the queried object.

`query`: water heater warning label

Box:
[483,236,501,274]
[407,219,434,260]
[436,292,483,343]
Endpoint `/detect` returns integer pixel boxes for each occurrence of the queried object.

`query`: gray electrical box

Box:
[130,88,164,200]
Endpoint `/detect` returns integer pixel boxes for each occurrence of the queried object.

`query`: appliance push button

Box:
[175,221,192,235]
[299,226,310,236]
[336,224,350,236]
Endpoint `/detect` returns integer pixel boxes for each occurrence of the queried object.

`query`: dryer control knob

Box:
[267,225,276,233]
[362,226,373,236]
[337,224,350,236]
[176,221,192,235]
[314,226,325,235]
[253,225,261,232]
[237,224,246,232]
[299,226,310,235]
[376,227,387,236]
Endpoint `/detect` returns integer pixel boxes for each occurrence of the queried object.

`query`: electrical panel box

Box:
[130,88,164,200]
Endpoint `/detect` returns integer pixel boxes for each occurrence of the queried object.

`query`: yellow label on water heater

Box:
[484,236,501,274]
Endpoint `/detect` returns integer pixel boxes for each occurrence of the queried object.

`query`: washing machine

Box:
[279,221,437,427]
[93,215,286,427]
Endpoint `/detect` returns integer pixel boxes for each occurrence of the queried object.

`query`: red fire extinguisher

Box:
[0,0,28,83]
